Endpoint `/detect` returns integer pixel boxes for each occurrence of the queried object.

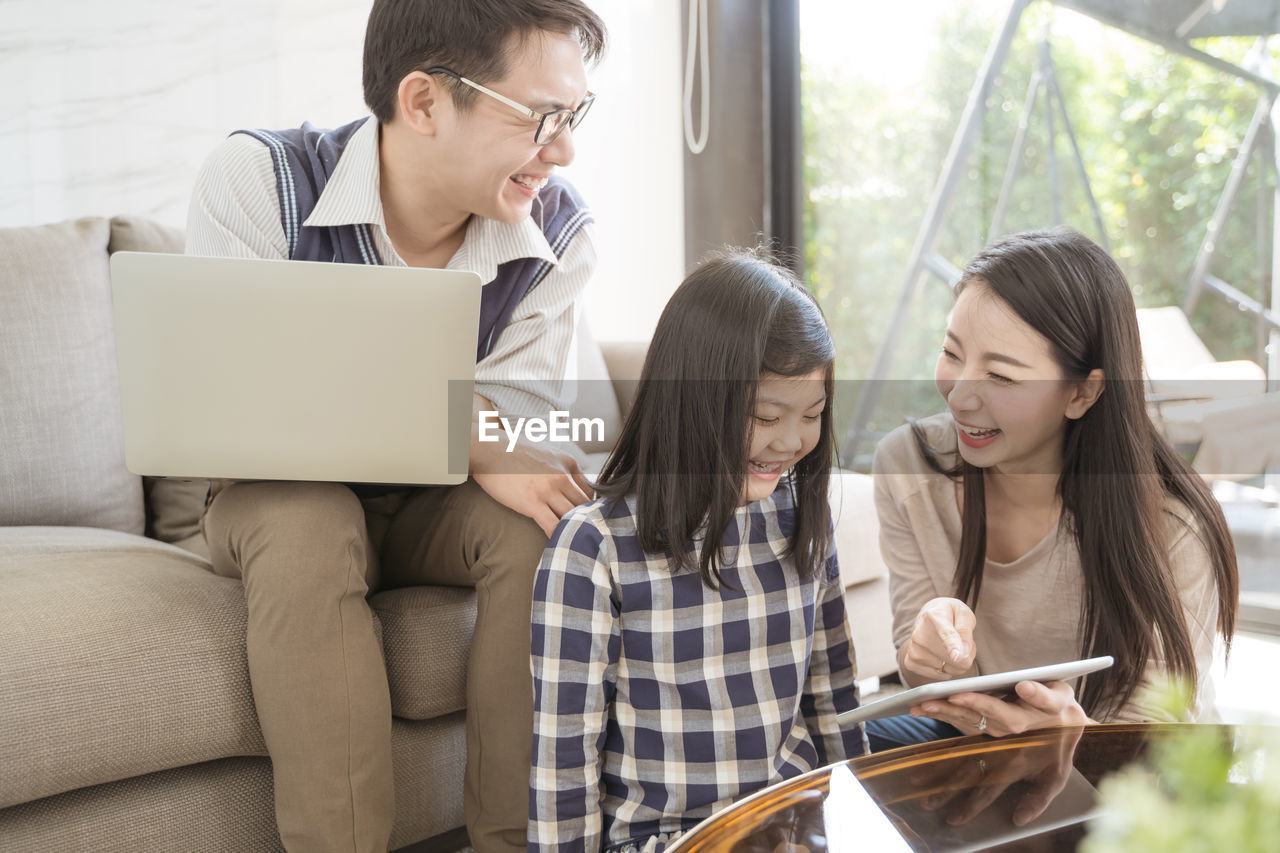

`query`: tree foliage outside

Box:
[803,1,1276,456]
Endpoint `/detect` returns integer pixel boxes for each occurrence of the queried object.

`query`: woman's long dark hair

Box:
[596,248,836,588]
[914,227,1238,718]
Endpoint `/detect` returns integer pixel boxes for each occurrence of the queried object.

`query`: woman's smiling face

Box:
[934,282,1086,476]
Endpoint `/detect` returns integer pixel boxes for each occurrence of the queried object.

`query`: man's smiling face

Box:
[437,29,591,224]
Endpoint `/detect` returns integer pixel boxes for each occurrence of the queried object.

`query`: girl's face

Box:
[744,368,827,504]
[935,282,1094,476]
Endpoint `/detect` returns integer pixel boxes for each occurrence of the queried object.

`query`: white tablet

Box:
[838,656,1114,726]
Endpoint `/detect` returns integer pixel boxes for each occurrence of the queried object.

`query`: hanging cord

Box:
[683,0,710,154]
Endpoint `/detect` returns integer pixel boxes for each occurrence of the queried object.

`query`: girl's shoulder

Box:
[551,495,637,549]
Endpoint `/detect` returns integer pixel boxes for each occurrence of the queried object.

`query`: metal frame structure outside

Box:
[841,0,1280,463]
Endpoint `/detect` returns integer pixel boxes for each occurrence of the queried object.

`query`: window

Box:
[800,0,1279,632]
[800,0,1273,451]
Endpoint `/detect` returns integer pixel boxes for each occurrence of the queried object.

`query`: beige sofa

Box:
[0,216,894,852]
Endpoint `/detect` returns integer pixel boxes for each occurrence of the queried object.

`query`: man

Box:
[185,2,607,851]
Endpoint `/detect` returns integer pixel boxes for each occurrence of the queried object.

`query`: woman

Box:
[868,227,1238,751]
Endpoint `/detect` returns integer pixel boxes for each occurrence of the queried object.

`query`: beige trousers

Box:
[203,479,545,853]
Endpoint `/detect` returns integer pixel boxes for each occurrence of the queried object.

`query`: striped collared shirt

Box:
[186,115,598,419]
[530,483,867,853]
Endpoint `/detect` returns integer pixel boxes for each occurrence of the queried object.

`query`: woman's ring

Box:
[975,758,988,778]
[975,714,988,732]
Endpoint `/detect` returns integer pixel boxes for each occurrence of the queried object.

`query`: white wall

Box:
[1,0,684,341]
[563,0,686,341]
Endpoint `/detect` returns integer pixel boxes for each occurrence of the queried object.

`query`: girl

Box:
[528,249,866,852]
[868,227,1238,751]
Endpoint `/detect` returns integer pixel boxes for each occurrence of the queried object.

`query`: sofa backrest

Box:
[0,218,151,534]
[570,318,625,453]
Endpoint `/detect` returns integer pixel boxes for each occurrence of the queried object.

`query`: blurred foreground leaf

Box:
[1082,724,1280,853]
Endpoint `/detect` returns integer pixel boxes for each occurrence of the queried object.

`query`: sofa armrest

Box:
[846,577,897,679]
[830,469,887,587]
[828,470,898,679]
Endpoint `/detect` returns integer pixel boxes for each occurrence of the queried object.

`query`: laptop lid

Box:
[109,252,481,486]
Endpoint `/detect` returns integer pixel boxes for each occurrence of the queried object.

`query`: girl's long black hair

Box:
[914,227,1238,718]
[596,248,836,588]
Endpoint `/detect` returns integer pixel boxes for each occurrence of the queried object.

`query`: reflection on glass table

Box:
[668,724,1248,853]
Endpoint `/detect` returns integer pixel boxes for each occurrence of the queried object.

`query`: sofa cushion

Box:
[370,586,476,720]
[0,716,468,853]
[0,527,264,808]
[0,218,144,535]
[107,216,185,256]
[141,477,209,551]
[0,757,283,853]
[0,524,488,807]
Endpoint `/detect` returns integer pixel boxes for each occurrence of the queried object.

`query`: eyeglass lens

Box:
[535,98,593,145]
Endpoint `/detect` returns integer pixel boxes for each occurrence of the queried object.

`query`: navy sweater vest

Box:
[233,117,592,362]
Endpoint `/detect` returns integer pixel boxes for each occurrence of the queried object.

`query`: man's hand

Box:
[901,596,979,682]
[469,426,594,537]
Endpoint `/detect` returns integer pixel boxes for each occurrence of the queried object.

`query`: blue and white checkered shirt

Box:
[529,483,867,853]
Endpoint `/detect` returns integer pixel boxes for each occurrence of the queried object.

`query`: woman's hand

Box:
[901,597,978,682]
[912,679,1094,738]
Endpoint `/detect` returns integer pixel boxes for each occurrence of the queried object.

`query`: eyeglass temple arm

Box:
[424,67,540,120]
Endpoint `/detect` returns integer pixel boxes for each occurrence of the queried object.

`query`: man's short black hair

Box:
[363,0,607,124]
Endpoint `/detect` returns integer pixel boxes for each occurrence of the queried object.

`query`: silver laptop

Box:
[109,252,482,485]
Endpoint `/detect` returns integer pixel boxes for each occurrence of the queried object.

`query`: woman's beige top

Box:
[872,412,1220,722]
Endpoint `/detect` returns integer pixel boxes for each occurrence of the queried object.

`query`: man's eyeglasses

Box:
[425,67,595,146]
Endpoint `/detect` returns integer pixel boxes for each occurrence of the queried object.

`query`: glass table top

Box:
[668,724,1258,852]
